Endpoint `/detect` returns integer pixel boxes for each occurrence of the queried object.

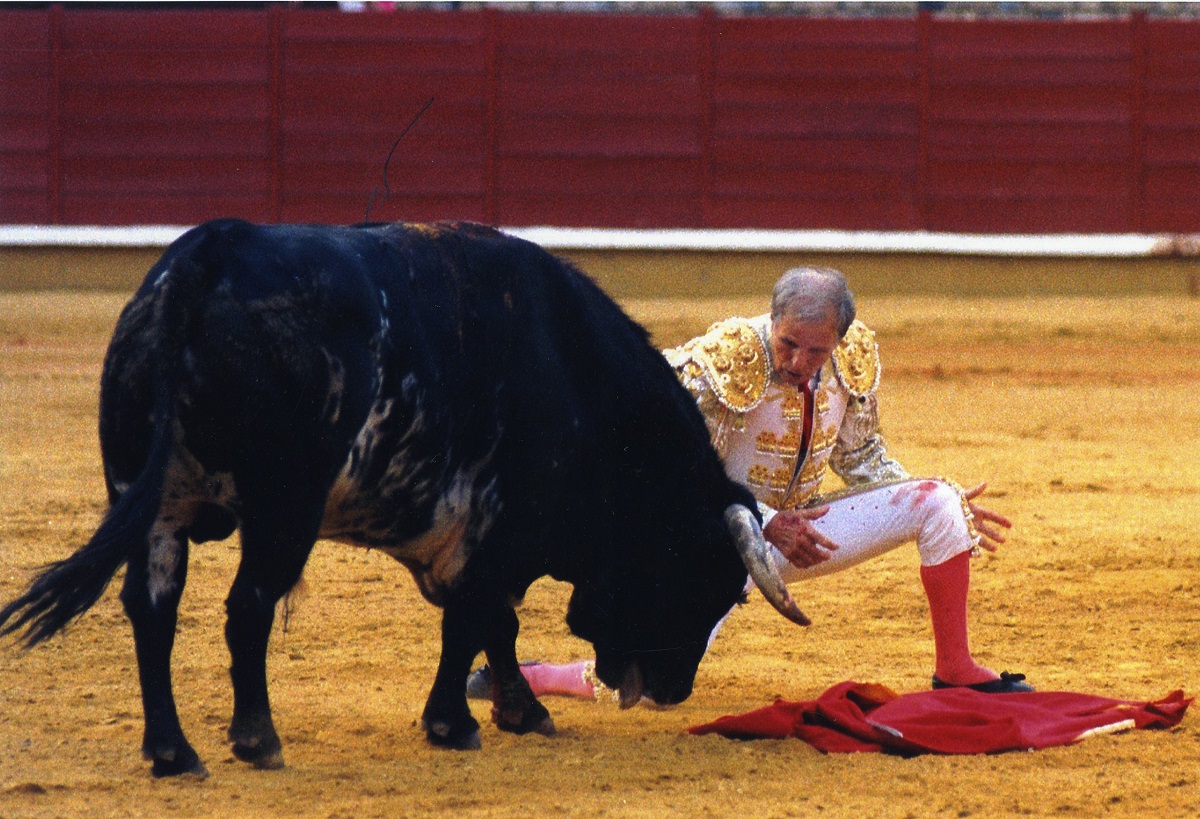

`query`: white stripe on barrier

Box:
[0,224,1191,258]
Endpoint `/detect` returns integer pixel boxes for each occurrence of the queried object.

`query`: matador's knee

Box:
[912,480,978,567]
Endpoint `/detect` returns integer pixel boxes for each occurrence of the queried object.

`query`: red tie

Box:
[798,381,815,465]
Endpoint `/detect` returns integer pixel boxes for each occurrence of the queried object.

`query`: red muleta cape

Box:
[688,681,1191,755]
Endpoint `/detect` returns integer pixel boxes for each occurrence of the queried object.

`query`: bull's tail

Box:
[0,257,196,648]
[0,424,171,647]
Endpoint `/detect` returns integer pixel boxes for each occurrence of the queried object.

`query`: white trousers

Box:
[771,478,975,583]
[711,479,975,648]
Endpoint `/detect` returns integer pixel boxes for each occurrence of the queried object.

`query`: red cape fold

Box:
[688,681,1191,755]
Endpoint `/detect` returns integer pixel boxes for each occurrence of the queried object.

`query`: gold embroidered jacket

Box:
[663,314,907,513]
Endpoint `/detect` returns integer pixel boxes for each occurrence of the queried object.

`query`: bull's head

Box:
[566,502,806,708]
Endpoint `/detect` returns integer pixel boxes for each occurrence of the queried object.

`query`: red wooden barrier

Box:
[709,16,921,230]
[280,8,489,223]
[1,6,1197,233]
[1,11,53,224]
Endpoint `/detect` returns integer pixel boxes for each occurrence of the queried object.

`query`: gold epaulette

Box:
[832,320,881,399]
[669,317,770,412]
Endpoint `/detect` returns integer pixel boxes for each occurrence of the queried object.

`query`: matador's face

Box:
[769,312,840,389]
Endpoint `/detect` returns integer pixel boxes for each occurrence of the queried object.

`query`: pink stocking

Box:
[920,551,997,686]
[520,661,596,699]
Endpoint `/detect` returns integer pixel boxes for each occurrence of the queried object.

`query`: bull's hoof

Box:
[230,734,285,770]
[146,742,209,779]
[423,717,482,750]
[492,701,556,737]
[228,714,285,770]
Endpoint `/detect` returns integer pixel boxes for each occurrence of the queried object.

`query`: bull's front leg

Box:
[422,601,484,749]
[481,605,555,737]
[423,599,554,749]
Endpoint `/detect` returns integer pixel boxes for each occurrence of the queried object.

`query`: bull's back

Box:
[99,218,704,599]
[100,221,387,532]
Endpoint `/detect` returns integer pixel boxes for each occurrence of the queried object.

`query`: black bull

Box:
[0,219,805,777]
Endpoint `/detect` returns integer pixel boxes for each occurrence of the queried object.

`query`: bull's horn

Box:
[724,504,811,627]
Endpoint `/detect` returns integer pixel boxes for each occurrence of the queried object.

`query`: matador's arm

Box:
[829,392,909,485]
[827,321,909,486]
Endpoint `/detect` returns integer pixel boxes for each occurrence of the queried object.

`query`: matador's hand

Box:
[964,482,1013,553]
[762,506,840,569]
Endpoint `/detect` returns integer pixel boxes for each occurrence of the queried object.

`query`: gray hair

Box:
[771,267,856,338]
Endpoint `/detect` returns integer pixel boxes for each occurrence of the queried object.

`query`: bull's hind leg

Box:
[224,505,321,770]
[120,522,208,778]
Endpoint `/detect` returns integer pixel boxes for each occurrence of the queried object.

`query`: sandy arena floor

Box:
[0,288,1198,817]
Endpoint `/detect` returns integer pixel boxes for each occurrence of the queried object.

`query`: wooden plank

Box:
[280,160,484,196]
[718,16,918,48]
[711,166,913,200]
[495,192,702,229]
[0,11,50,70]
[0,114,50,152]
[712,76,917,107]
[283,107,484,138]
[924,195,1131,232]
[284,8,485,43]
[1144,128,1200,164]
[278,192,487,224]
[5,8,1200,234]
[1141,201,1200,233]
[496,76,702,117]
[59,84,271,123]
[0,190,50,223]
[1142,91,1200,127]
[62,120,271,159]
[282,131,486,164]
[500,47,700,80]
[61,11,270,49]
[61,157,272,194]
[283,75,485,118]
[59,49,270,85]
[0,75,50,116]
[1145,18,1200,54]
[0,153,48,188]
[926,160,1132,197]
[929,18,1130,59]
[713,104,918,139]
[929,55,1131,87]
[285,42,487,74]
[496,115,702,157]
[714,45,917,80]
[927,123,1131,162]
[704,196,920,231]
[494,12,702,51]
[1143,58,1200,93]
[0,10,50,48]
[1144,166,1200,200]
[929,85,1130,124]
[711,135,915,170]
[60,193,270,225]
[493,157,700,196]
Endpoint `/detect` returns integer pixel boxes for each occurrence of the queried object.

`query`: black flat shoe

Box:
[465,660,544,699]
[465,664,494,699]
[931,671,1034,694]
